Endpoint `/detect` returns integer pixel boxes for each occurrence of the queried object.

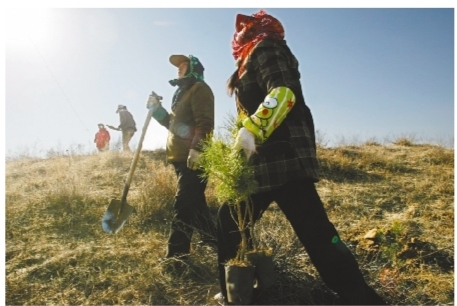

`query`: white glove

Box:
[233,127,256,160]
[187,149,201,170]
[146,94,161,112]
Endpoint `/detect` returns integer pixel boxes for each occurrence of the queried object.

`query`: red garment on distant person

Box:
[95,129,110,149]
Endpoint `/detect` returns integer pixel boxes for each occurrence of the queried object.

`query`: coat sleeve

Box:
[189,83,214,151]
[241,41,301,142]
[243,86,296,142]
[253,41,300,92]
[156,111,171,130]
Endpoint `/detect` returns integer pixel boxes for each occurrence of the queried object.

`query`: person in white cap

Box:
[146,54,217,260]
[108,105,137,152]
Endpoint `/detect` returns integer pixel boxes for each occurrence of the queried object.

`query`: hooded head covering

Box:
[168,55,205,110]
[231,10,285,76]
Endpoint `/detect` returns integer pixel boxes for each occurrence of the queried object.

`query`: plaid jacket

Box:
[235,39,320,194]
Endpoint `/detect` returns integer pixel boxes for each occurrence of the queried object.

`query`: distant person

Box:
[213,10,388,305]
[107,105,137,152]
[146,54,217,260]
[94,123,110,152]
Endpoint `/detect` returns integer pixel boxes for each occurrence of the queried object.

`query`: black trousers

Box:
[166,162,217,257]
[216,179,386,305]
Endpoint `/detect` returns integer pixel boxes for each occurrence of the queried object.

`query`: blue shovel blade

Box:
[102,199,135,234]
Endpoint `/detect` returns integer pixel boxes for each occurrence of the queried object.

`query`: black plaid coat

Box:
[234,39,320,194]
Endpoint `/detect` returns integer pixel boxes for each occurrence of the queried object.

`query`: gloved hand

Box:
[146,93,161,112]
[233,127,256,160]
[187,149,202,170]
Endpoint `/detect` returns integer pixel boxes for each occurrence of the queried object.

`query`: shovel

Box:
[102,92,160,234]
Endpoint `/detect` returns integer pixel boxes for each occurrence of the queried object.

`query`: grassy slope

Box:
[5,142,454,305]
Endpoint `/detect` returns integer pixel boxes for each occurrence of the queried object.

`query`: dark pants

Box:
[166,162,217,257]
[216,179,386,305]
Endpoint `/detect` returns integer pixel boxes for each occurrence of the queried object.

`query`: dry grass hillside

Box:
[5,139,454,305]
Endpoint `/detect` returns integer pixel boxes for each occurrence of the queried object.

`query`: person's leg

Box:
[166,163,216,257]
[127,130,135,147]
[127,129,135,151]
[274,179,387,305]
[216,194,272,301]
[121,130,129,152]
[192,169,217,243]
[122,129,134,152]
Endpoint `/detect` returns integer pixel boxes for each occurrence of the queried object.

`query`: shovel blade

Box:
[101,199,135,234]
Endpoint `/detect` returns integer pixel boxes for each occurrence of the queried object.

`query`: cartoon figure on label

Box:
[251,97,278,129]
[243,86,296,141]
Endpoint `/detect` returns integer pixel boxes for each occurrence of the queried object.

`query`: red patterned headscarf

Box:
[231,10,285,75]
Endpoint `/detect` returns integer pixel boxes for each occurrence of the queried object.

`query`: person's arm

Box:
[106,125,120,131]
[155,111,170,129]
[118,111,135,130]
[186,83,214,170]
[190,83,214,151]
[118,112,126,130]
[242,86,295,142]
[241,42,297,143]
[147,94,170,129]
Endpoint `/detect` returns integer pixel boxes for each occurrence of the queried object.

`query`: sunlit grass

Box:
[5,136,454,305]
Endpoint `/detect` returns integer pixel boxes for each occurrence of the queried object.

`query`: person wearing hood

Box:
[147,55,217,260]
[213,10,388,305]
[94,123,110,152]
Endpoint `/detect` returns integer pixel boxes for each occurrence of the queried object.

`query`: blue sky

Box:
[4,5,455,157]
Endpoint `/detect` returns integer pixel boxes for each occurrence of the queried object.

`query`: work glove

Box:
[147,92,168,121]
[187,149,202,170]
[146,92,162,112]
[233,127,256,160]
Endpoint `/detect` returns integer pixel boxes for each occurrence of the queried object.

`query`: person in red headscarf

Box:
[214,10,388,305]
[94,123,110,152]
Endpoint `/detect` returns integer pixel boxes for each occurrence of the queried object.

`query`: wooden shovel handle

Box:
[120,107,154,205]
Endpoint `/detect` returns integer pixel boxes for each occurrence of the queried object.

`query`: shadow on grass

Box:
[136,203,219,238]
[319,149,419,183]
[40,197,107,239]
[319,163,384,183]
[252,269,340,305]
